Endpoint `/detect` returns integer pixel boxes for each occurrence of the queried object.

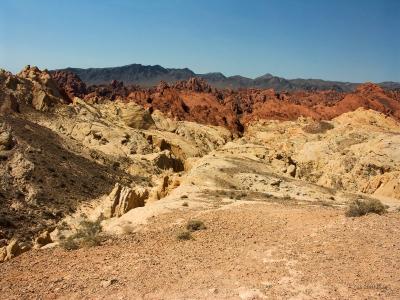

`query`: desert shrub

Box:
[302,121,334,134]
[60,236,79,250]
[60,218,102,250]
[345,199,387,217]
[186,220,206,231]
[182,202,189,207]
[176,230,192,241]
[57,221,71,231]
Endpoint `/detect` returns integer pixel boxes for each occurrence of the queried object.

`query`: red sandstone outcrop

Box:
[127,80,400,132]
[173,77,212,93]
[50,70,87,101]
[127,79,242,132]
[238,83,400,124]
[85,80,139,102]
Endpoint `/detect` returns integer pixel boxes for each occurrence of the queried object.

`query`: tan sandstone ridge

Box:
[0,66,400,298]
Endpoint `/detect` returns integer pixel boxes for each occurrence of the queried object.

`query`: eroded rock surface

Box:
[1,65,400,267]
[107,183,148,218]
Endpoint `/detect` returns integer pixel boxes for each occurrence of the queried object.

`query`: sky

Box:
[0,0,399,82]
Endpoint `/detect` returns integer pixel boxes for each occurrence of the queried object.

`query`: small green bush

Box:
[60,218,102,250]
[60,236,79,250]
[186,220,206,232]
[345,199,387,217]
[176,230,192,241]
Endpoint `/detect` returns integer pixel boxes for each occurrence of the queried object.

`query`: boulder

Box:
[118,102,155,129]
[107,183,149,218]
[0,128,13,151]
[34,231,52,248]
[0,246,6,262]
[148,173,181,201]
[0,93,19,114]
[286,164,296,177]
[0,238,30,262]
[151,110,178,132]
[362,171,400,199]
[31,89,54,111]
[5,239,22,260]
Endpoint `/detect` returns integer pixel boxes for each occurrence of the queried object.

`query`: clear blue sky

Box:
[1,0,399,82]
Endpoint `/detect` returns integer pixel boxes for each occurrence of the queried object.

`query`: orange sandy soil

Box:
[1,202,399,299]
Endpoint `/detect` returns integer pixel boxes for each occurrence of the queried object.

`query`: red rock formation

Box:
[123,79,400,133]
[84,80,140,102]
[50,71,87,101]
[173,77,212,93]
[126,80,242,132]
[317,83,400,120]
[7,66,400,133]
[240,83,400,124]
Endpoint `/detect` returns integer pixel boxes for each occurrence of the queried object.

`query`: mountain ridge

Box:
[55,63,400,92]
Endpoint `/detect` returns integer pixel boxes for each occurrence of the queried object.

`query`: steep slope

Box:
[0,116,133,243]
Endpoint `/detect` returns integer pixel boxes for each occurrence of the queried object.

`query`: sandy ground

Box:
[1,201,399,300]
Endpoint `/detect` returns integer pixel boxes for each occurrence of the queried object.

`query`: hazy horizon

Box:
[1,0,399,82]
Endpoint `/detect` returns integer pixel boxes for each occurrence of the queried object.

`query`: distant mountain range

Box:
[56,64,400,91]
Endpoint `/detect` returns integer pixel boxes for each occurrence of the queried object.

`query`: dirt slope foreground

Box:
[0,66,400,299]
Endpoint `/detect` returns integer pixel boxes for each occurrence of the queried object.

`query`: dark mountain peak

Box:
[199,72,227,81]
[53,63,400,91]
[166,67,193,72]
[255,73,274,80]
[228,75,246,79]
